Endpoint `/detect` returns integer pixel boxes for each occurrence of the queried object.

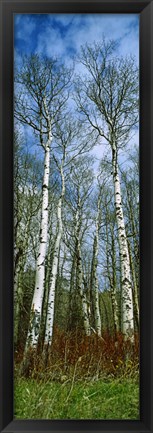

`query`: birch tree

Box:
[90,182,102,337]
[104,191,120,335]
[121,167,139,330]
[15,54,71,350]
[14,129,42,347]
[65,156,94,334]
[75,191,91,336]
[44,147,65,349]
[44,119,91,348]
[75,40,139,338]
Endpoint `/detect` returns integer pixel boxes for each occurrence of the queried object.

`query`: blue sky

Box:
[14,14,139,65]
[14,14,139,163]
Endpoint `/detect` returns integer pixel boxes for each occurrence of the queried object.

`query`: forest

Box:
[14,36,139,419]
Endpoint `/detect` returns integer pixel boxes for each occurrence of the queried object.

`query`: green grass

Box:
[14,377,139,419]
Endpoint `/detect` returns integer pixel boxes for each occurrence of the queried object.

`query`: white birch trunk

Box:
[90,196,101,336]
[112,145,134,338]
[44,166,65,346]
[110,227,119,334]
[26,141,51,347]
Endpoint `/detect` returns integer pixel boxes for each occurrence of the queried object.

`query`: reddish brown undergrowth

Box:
[15,328,139,381]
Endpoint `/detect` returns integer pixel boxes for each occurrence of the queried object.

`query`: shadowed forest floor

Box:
[14,377,139,419]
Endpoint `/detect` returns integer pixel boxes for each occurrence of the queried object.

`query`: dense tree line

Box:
[14,39,139,375]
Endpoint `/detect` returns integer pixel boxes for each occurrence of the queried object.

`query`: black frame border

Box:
[0,1,153,432]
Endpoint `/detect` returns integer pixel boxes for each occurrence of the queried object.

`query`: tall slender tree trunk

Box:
[112,143,134,338]
[26,141,51,348]
[105,211,119,336]
[68,253,77,331]
[126,184,139,304]
[75,202,91,336]
[90,195,101,336]
[128,239,139,330]
[76,237,91,336]
[38,226,54,351]
[100,296,110,335]
[110,225,119,335]
[44,166,65,348]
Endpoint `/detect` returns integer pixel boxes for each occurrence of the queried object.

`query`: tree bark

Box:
[26,141,51,348]
[105,209,119,336]
[68,253,77,331]
[125,179,139,309]
[44,165,65,347]
[90,194,102,336]
[128,239,139,330]
[110,225,119,335]
[112,143,134,338]
[75,200,91,336]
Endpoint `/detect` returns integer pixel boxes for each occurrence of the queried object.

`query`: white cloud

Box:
[15,13,139,68]
[34,14,139,83]
[36,14,138,59]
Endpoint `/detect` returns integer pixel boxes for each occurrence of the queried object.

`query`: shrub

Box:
[15,328,139,382]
